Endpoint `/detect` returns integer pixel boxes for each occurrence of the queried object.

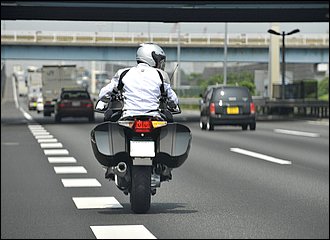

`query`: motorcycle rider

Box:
[98,43,178,181]
[99,42,179,122]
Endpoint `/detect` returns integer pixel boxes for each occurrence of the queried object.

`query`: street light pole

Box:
[268,28,300,100]
[281,31,286,100]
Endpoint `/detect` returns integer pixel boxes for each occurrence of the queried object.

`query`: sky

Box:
[1,20,329,34]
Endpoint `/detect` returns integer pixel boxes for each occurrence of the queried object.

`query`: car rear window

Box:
[213,87,251,101]
[61,91,90,100]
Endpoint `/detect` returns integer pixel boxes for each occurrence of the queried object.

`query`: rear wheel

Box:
[242,124,248,130]
[200,120,206,130]
[89,115,95,123]
[55,114,61,123]
[249,122,256,130]
[130,166,151,214]
[206,118,214,131]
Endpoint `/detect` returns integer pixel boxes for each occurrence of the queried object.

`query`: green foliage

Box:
[318,77,329,100]
[195,71,256,95]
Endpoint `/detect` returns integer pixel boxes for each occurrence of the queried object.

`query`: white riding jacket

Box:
[99,63,179,118]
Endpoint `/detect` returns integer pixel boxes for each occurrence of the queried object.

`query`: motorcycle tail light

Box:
[133,120,152,133]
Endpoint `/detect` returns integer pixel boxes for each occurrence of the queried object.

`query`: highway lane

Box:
[1,93,329,239]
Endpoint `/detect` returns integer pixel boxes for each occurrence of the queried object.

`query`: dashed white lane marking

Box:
[274,128,320,138]
[35,135,54,139]
[29,128,46,132]
[61,178,101,187]
[38,138,58,143]
[44,149,69,155]
[90,225,157,239]
[32,132,50,136]
[48,157,77,163]
[230,148,292,165]
[28,125,44,129]
[54,166,87,174]
[72,197,123,209]
[40,143,63,148]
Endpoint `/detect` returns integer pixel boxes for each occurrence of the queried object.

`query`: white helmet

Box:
[136,43,166,70]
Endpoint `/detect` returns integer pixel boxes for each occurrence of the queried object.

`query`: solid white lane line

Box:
[44,149,69,155]
[307,120,329,126]
[12,76,19,108]
[40,143,63,148]
[274,128,320,138]
[38,138,58,143]
[48,157,77,163]
[19,107,33,120]
[61,178,101,187]
[35,135,54,139]
[72,197,123,209]
[54,166,87,174]
[90,225,157,239]
[230,148,292,165]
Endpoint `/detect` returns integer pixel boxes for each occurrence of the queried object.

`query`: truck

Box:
[41,65,78,116]
[27,68,43,110]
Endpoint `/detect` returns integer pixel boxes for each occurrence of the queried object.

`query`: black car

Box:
[54,88,95,122]
[199,85,256,131]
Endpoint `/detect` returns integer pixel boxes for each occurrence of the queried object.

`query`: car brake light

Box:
[133,120,152,133]
[58,102,65,108]
[84,101,93,108]
[250,102,255,114]
[210,103,215,114]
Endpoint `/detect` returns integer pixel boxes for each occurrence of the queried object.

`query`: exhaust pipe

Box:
[114,162,127,178]
[114,162,130,192]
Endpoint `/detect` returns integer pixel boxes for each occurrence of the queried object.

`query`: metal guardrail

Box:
[2,31,329,47]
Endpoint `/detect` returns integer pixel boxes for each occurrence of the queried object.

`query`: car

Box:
[54,88,95,122]
[199,85,256,131]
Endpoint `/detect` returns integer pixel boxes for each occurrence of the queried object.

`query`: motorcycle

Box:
[90,92,192,213]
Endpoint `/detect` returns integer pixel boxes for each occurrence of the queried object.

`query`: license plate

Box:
[72,101,80,107]
[130,141,155,157]
[227,106,239,114]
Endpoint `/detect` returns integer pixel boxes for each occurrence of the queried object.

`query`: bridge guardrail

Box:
[2,31,329,48]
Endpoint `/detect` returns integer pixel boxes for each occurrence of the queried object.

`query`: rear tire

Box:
[55,114,61,123]
[130,166,151,214]
[249,122,256,130]
[200,120,206,130]
[206,118,214,131]
[89,115,95,123]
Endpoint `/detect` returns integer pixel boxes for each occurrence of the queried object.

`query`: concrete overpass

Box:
[1,31,329,63]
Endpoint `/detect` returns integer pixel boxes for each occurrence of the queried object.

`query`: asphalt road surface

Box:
[1,78,329,239]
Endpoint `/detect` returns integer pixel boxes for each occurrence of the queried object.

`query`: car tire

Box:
[242,124,248,130]
[89,115,95,123]
[249,122,256,131]
[200,120,206,130]
[55,114,61,123]
[206,119,214,131]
